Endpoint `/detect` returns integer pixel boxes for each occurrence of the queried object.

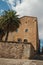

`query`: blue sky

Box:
[0,0,43,50]
[0,0,10,15]
[0,0,9,10]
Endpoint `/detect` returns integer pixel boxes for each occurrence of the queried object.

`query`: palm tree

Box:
[0,10,20,41]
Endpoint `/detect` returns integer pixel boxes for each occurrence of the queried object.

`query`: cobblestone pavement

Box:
[0,58,43,65]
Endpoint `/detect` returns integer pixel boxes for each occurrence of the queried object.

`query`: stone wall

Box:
[0,42,35,59]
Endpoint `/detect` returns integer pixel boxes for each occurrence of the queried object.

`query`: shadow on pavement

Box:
[31,54,43,60]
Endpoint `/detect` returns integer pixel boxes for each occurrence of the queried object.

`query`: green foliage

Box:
[0,10,21,41]
[0,10,20,31]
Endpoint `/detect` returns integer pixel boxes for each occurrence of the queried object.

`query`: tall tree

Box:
[0,10,20,41]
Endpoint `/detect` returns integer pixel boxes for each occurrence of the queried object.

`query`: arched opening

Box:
[24,39,28,43]
[17,38,22,42]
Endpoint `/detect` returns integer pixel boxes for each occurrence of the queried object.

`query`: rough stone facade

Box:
[0,16,39,59]
[0,42,35,59]
[2,16,39,51]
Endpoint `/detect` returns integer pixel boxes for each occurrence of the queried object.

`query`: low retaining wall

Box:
[0,42,35,59]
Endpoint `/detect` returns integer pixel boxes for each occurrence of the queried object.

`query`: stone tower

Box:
[6,16,39,52]
[0,16,40,59]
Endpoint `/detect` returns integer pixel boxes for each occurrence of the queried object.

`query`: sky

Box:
[0,0,43,49]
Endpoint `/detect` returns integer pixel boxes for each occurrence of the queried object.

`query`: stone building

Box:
[0,16,40,59]
[7,16,39,51]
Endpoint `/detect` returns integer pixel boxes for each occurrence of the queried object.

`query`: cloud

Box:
[2,0,5,1]
[39,30,43,40]
[39,17,43,39]
[0,9,4,14]
[1,0,43,40]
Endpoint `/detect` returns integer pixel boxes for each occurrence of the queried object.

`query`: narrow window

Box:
[25,29,28,32]
[24,39,28,43]
[17,38,22,42]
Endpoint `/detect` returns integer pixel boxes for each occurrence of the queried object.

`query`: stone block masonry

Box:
[0,42,35,59]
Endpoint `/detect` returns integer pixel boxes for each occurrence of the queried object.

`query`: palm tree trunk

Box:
[5,24,9,41]
[5,30,9,41]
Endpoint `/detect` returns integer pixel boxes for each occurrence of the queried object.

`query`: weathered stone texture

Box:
[2,16,39,51]
[0,42,35,59]
[0,16,39,59]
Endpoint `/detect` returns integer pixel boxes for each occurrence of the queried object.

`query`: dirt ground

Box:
[0,58,43,65]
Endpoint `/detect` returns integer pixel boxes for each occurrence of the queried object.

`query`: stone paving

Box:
[0,58,43,65]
